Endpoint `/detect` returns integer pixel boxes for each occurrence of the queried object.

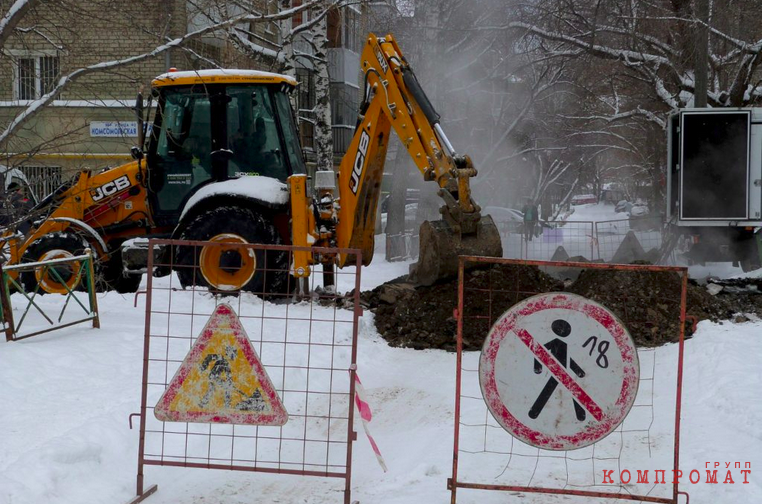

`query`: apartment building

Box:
[0,0,364,199]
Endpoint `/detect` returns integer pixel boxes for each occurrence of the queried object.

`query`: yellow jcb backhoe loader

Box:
[0,33,501,295]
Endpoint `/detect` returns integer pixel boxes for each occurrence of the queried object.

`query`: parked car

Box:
[380,202,419,234]
[483,206,552,237]
[628,203,659,231]
[615,200,633,213]
[483,206,525,223]
[629,204,649,218]
[571,194,597,205]
[380,188,420,213]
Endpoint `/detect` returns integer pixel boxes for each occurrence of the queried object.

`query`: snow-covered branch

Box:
[507,21,675,68]
[559,108,666,129]
[0,0,336,145]
[230,27,283,62]
[0,0,40,47]
[14,25,64,50]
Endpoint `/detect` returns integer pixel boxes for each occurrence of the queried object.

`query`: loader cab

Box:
[145,70,304,226]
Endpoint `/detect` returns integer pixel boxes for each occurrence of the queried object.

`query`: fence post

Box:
[85,249,100,329]
[0,264,15,341]
[594,222,601,261]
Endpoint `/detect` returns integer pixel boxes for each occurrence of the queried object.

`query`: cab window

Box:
[150,90,213,214]
[227,86,289,181]
[274,91,306,174]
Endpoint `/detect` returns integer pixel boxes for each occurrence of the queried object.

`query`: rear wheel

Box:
[20,233,91,295]
[176,206,291,295]
[739,236,762,273]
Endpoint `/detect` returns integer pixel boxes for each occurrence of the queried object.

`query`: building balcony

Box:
[328,48,360,87]
[332,125,354,156]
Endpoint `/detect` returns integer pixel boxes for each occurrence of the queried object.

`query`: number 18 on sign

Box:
[479,293,639,450]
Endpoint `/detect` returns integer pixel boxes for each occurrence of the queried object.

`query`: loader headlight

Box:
[314,170,336,191]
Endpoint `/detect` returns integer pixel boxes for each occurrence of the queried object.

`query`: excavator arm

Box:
[334,33,502,284]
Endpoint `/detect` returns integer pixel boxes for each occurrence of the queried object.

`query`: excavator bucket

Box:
[409,215,503,286]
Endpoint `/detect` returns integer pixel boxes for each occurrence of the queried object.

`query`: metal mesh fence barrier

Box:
[131,239,362,504]
[450,257,688,504]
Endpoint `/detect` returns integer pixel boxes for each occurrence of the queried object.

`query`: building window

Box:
[264,0,279,40]
[331,83,359,156]
[14,54,60,100]
[327,9,341,48]
[292,0,312,27]
[343,7,359,53]
[295,67,316,150]
[17,165,63,200]
[330,83,359,127]
[326,7,360,52]
[296,68,315,113]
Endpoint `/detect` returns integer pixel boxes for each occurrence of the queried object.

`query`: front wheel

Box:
[176,206,291,295]
[20,233,92,295]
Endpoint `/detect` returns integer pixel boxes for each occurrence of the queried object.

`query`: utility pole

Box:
[694,0,709,107]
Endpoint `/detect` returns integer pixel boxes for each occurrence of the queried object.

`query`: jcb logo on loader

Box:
[374,46,389,74]
[91,175,131,202]
[349,131,370,195]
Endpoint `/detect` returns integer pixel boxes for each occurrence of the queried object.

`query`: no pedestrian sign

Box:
[479,293,639,451]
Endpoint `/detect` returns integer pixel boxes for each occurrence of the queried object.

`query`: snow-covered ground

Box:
[732,267,762,280]
[1,249,760,504]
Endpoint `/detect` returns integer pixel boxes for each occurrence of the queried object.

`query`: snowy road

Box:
[1,254,760,504]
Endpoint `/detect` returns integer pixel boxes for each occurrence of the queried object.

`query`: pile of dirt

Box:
[566,268,735,347]
[363,263,755,351]
[703,276,762,322]
[362,264,562,352]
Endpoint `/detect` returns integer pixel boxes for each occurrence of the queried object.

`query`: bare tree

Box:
[311,5,333,171]
[498,1,762,206]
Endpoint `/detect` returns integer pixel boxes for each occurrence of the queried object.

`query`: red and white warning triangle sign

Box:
[154,303,288,426]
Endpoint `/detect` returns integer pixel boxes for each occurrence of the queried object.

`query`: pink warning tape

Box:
[354,373,388,472]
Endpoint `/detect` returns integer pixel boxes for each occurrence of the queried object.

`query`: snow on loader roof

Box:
[152,69,298,88]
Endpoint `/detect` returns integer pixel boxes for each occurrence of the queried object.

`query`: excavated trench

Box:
[361,263,762,352]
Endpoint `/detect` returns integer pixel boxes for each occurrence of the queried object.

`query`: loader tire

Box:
[111,271,143,293]
[20,233,91,295]
[104,247,143,294]
[176,206,291,295]
[740,236,762,273]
